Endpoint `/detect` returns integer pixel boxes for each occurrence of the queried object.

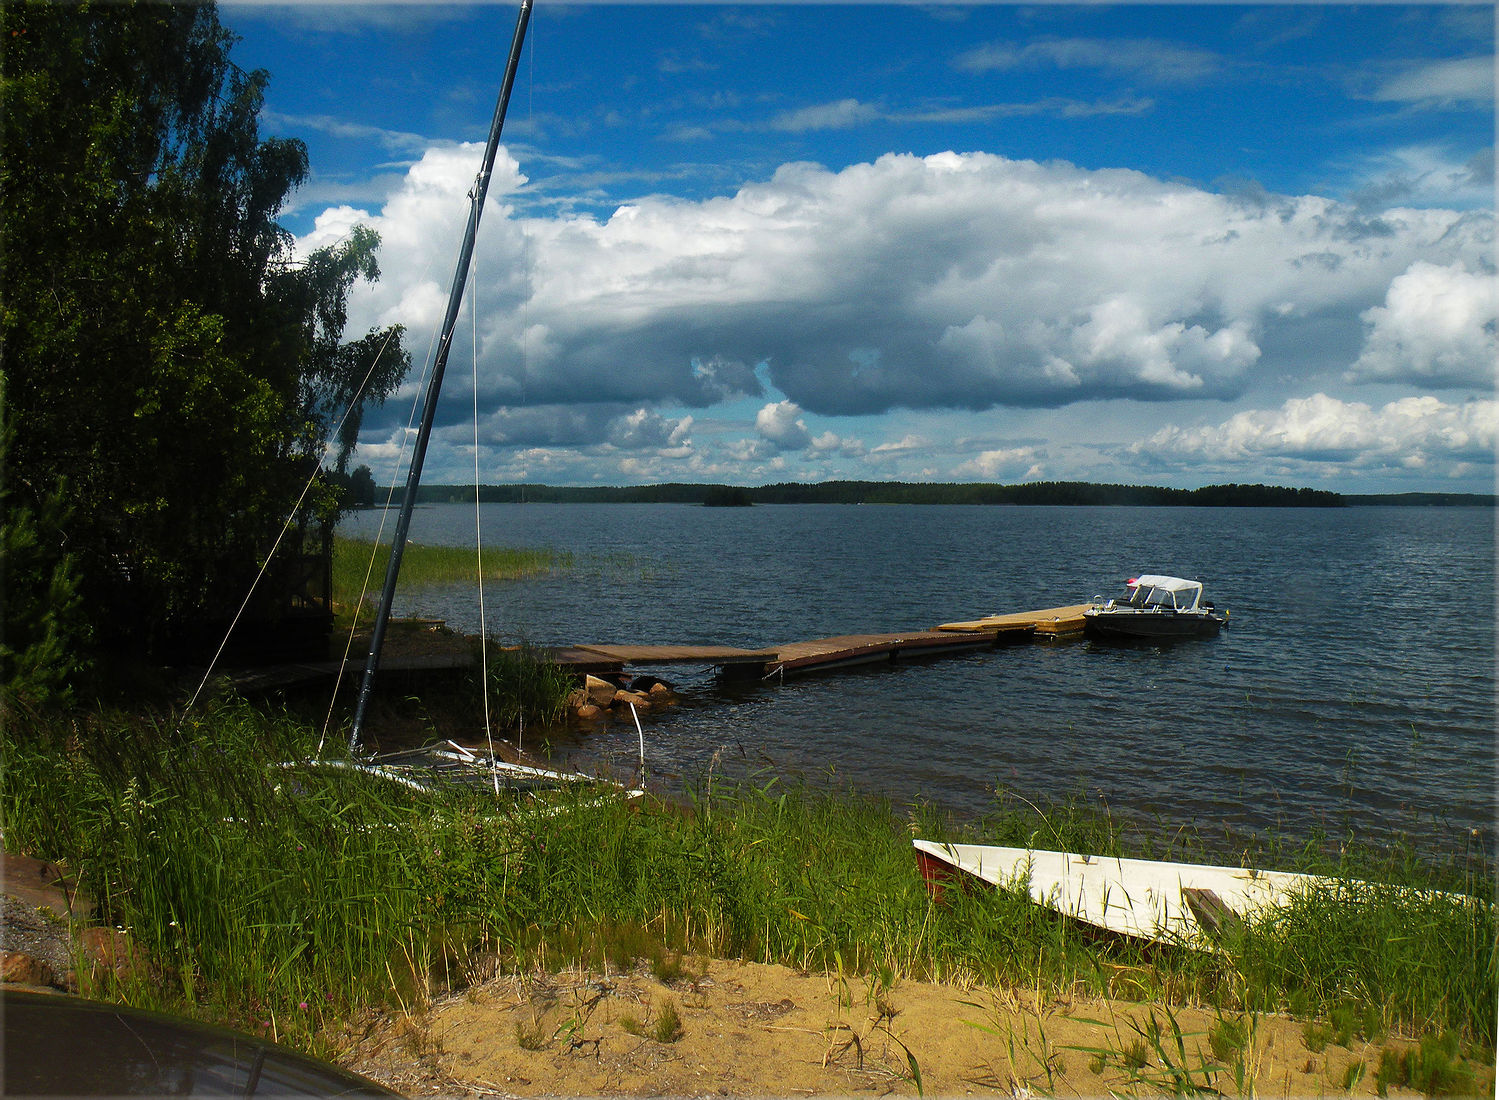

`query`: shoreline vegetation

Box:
[4,699,1495,1095]
[6,536,1494,1094]
[331,538,574,606]
[7,7,1490,1090]
[372,480,1494,508]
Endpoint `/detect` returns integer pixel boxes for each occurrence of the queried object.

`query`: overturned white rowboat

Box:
[913,839,1325,949]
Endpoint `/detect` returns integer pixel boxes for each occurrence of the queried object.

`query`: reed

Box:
[331,537,570,607]
[2,705,442,1045]
[390,637,577,733]
[2,706,1493,1068]
[480,642,576,729]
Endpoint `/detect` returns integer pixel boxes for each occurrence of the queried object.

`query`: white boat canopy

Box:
[1120,574,1206,612]
[1127,575,1201,592]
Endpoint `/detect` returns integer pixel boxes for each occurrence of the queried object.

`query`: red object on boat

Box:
[915,844,979,904]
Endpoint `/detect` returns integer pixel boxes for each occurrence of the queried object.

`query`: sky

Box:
[221,1,1497,493]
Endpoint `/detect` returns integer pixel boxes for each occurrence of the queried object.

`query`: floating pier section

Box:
[227,604,1093,692]
[551,603,1092,680]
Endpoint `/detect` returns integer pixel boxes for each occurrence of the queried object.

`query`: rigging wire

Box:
[471,243,501,796]
[319,9,530,763]
[347,0,532,753]
[515,8,535,748]
[183,317,411,722]
[186,1,577,795]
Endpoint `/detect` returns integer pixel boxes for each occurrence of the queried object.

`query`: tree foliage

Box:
[0,415,88,708]
[328,464,378,510]
[1,0,408,690]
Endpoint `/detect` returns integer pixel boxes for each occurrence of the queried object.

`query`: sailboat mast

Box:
[349,0,533,751]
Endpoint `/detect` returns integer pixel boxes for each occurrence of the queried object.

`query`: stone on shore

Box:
[568,673,677,721]
[583,675,617,707]
[2,950,58,989]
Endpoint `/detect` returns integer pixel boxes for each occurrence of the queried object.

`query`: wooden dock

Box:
[933,603,1092,637]
[226,604,1090,691]
[227,652,481,693]
[550,603,1090,680]
[768,627,1018,676]
[561,644,778,678]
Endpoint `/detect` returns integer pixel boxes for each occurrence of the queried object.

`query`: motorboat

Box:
[1083,574,1226,639]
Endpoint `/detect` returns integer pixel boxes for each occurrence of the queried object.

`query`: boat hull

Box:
[1083,609,1224,639]
[913,840,1310,947]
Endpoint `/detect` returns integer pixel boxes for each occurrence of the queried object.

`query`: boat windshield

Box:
[1126,581,1202,611]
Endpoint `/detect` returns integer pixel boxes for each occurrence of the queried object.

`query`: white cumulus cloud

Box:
[1371,57,1495,108]
[1132,393,1497,473]
[755,400,813,450]
[1350,262,1498,387]
[954,446,1044,480]
[325,144,1493,488]
[607,409,694,452]
[337,147,1490,426]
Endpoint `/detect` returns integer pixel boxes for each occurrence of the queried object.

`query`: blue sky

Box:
[223,2,1496,492]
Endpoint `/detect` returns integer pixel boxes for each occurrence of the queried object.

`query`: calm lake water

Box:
[340,503,1495,855]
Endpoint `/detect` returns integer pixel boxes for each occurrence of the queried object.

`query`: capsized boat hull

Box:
[913,840,1313,947]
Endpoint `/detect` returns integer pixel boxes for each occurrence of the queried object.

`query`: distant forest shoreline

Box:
[380,481,1493,508]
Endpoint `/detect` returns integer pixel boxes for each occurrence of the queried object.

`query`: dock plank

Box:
[934,603,1091,636]
[227,653,476,692]
[572,644,778,667]
[770,630,1003,675]
[225,602,1092,691]
[543,647,627,675]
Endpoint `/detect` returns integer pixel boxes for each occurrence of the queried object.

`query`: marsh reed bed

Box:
[3,700,1493,1074]
[327,536,581,729]
[331,536,572,608]
[331,534,644,616]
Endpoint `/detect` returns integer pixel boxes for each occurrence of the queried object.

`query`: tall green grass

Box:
[331,537,570,608]
[3,707,438,1039]
[480,642,577,729]
[326,535,610,735]
[3,703,1493,1064]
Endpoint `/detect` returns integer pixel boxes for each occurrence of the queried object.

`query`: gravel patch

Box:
[2,894,76,987]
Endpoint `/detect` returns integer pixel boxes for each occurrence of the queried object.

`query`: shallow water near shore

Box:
[339,502,1495,855]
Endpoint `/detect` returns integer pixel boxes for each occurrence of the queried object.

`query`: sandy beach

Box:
[344,957,1433,1098]
[4,847,1489,1097]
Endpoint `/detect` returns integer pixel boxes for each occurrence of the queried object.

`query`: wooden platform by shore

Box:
[550,602,1092,680]
[934,603,1092,637]
[225,603,1092,692]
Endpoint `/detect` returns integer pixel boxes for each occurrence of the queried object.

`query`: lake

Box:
[339,502,1495,855]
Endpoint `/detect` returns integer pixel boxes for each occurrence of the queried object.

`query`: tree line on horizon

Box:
[386,481,1495,508]
[390,480,1371,507]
